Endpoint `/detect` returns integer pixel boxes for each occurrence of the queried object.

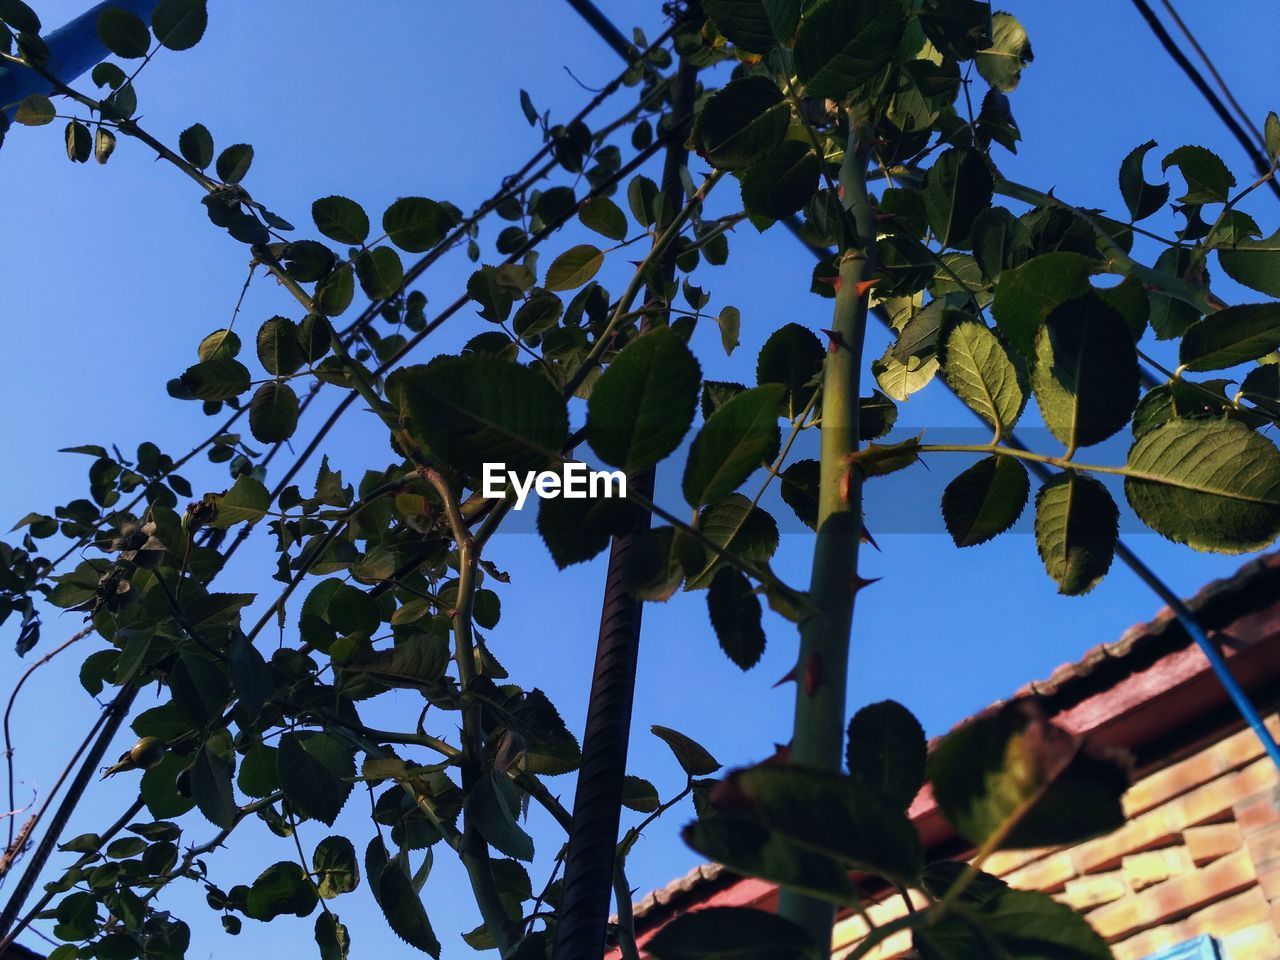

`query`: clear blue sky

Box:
[3,1,1278,956]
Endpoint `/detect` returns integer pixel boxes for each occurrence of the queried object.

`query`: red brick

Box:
[1005,851,1077,893]
[1219,921,1280,960]
[1112,888,1269,960]
[1123,716,1280,818]
[1088,849,1256,941]
[1247,822,1280,865]
[1074,808,1180,874]
[1122,848,1193,892]
[1236,787,1280,831]
[1183,823,1243,865]
[1061,873,1127,911]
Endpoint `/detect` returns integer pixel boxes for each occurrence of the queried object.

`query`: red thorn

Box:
[803,653,822,697]
[860,525,880,551]
[821,328,852,355]
[815,275,840,288]
[760,743,792,767]
[854,278,879,298]
[873,211,896,223]
[772,664,798,688]
[850,573,881,596]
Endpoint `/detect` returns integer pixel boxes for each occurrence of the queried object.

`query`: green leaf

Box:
[941,456,1029,547]
[707,568,766,670]
[845,700,926,809]
[712,765,922,881]
[646,907,818,960]
[1217,227,1280,297]
[717,305,742,355]
[237,743,279,798]
[248,381,299,444]
[578,196,628,241]
[277,732,354,826]
[992,254,1096,358]
[1179,302,1280,372]
[1162,145,1236,204]
[316,913,351,960]
[693,76,790,170]
[396,355,568,477]
[466,772,534,861]
[245,861,318,921]
[151,0,207,50]
[756,322,823,418]
[382,197,453,253]
[215,143,252,183]
[779,459,820,529]
[915,883,1111,960]
[64,120,91,163]
[97,8,150,58]
[651,725,721,776]
[178,123,213,169]
[1032,294,1139,449]
[180,360,249,401]
[545,244,604,291]
[89,126,119,165]
[1267,111,1280,165]
[588,327,701,473]
[227,634,272,721]
[536,485,638,569]
[313,836,360,899]
[1125,418,1280,553]
[872,345,938,401]
[208,474,270,529]
[314,263,354,316]
[344,634,448,687]
[1242,363,1280,419]
[701,0,801,53]
[0,0,40,34]
[970,206,1033,280]
[621,527,706,601]
[923,148,994,250]
[938,317,1026,438]
[194,331,237,364]
[684,494,778,590]
[794,0,903,99]
[928,705,1128,850]
[257,316,304,375]
[740,141,819,221]
[683,384,784,507]
[975,11,1033,92]
[1119,140,1171,221]
[313,195,370,245]
[683,817,860,907]
[355,246,404,300]
[1096,273,1150,341]
[14,93,54,125]
[1034,472,1118,595]
[190,740,236,829]
[621,775,660,813]
[367,839,440,956]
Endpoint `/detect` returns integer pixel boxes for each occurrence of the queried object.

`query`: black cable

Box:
[1128,0,1280,200]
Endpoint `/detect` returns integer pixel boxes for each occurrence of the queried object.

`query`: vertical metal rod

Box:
[551,48,699,960]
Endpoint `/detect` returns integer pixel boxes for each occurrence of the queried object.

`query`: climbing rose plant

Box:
[1,1,1279,959]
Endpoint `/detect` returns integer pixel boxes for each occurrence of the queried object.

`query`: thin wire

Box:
[1157,0,1263,151]
[1129,0,1280,200]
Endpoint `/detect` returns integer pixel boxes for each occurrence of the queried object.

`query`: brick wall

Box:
[831,715,1280,960]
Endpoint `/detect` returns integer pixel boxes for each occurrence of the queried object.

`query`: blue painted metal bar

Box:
[1116,542,1280,772]
[0,0,161,108]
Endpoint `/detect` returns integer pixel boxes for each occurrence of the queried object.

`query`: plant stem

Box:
[777,116,877,950]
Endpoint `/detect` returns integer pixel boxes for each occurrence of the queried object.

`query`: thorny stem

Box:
[777,114,877,951]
